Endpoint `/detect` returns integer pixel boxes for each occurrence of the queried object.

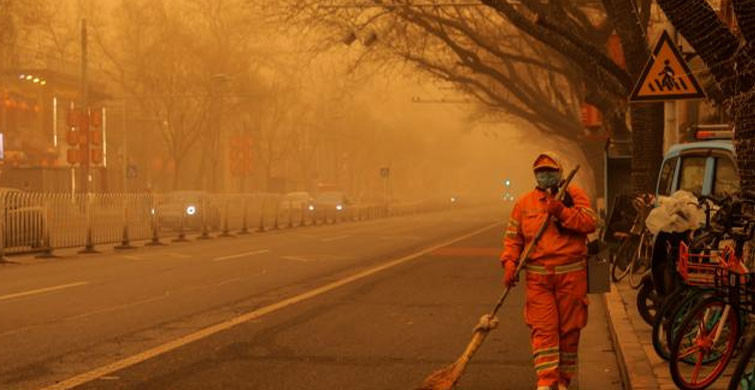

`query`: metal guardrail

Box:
[0,192,457,257]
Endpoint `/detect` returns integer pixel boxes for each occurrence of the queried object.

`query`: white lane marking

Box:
[0,282,90,302]
[379,235,421,240]
[41,222,500,390]
[281,255,314,263]
[320,234,350,242]
[212,249,270,262]
[0,272,267,338]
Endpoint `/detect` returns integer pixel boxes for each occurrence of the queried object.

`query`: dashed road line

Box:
[320,234,350,242]
[0,281,90,302]
[281,255,314,263]
[40,222,500,390]
[379,235,421,240]
[212,249,270,262]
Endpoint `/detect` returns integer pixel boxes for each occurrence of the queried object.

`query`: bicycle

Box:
[667,194,755,389]
[611,194,655,287]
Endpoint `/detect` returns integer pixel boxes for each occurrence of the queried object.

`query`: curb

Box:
[603,285,660,390]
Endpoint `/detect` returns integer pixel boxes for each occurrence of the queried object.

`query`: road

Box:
[0,206,621,389]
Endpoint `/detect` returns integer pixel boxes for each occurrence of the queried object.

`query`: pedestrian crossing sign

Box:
[630,30,706,102]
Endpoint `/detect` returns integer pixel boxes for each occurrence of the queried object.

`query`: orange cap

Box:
[533,153,562,171]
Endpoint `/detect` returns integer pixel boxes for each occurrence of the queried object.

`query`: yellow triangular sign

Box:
[630,31,705,102]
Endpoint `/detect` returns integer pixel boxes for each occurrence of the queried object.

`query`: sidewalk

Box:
[604,280,734,390]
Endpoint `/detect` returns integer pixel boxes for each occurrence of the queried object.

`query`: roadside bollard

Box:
[288,201,294,229]
[219,197,233,237]
[258,196,267,233]
[238,197,250,234]
[198,195,212,240]
[0,193,7,263]
[146,196,164,246]
[36,202,57,259]
[115,197,136,250]
[272,199,281,231]
[79,194,99,254]
[172,202,189,242]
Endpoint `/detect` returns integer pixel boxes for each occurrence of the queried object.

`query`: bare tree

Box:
[275,0,666,193]
[101,0,212,190]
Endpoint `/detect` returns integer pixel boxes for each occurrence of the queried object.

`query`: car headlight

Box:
[150,208,156,215]
[450,197,456,203]
[308,205,315,211]
[336,204,343,211]
[186,205,197,215]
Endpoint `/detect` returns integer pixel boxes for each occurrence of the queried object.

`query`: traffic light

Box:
[66,107,104,167]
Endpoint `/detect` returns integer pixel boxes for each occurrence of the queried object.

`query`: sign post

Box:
[380,167,390,205]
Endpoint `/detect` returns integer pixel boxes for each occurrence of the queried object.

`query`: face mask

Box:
[535,171,561,189]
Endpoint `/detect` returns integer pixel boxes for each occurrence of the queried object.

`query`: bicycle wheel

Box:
[636,275,661,325]
[653,286,689,361]
[729,335,755,390]
[628,232,653,289]
[612,234,638,282]
[669,290,717,365]
[670,297,741,389]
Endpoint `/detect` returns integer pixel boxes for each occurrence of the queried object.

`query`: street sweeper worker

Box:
[500,152,597,390]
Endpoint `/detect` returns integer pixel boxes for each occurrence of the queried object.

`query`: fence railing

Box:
[0,192,458,257]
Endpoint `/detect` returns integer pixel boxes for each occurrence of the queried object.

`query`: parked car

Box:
[0,188,44,249]
[655,129,738,198]
[154,191,220,231]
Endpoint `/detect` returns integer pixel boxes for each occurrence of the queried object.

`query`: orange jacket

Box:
[501,185,597,267]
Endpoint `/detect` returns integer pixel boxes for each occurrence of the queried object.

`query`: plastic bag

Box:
[645,190,706,235]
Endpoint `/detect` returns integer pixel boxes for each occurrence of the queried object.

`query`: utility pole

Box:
[123,101,128,193]
[80,18,90,194]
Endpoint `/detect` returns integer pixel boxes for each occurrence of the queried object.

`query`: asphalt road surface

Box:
[0,205,621,390]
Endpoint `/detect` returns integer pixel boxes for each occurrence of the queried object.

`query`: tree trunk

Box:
[733,93,755,194]
[172,157,182,191]
[629,103,665,193]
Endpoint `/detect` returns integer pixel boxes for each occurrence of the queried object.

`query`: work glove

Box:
[546,197,566,217]
[503,261,518,287]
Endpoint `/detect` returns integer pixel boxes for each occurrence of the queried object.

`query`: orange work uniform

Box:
[501,185,597,390]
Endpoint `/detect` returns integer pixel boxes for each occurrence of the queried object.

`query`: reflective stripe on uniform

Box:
[505,231,518,239]
[561,352,577,360]
[534,360,559,373]
[561,351,578,374]
[532,347,559,360]
[508,219,520,228]
[578,206,598,222]
[561,364,577,374]
[526,261,586,275]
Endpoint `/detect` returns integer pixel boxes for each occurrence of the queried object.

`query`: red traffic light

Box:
[67,149,80,165]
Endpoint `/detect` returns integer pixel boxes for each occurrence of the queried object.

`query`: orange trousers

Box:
[524,266,588,390]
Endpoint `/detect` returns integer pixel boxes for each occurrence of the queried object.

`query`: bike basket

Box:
[714,267,755,313]
[677,241,718,287]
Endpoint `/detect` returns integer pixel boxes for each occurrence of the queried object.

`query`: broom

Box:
[416,165,580,390]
